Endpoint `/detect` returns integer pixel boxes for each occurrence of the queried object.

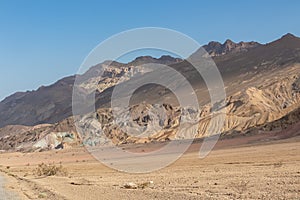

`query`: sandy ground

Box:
[0,135,299,200]
[0,174,20,200]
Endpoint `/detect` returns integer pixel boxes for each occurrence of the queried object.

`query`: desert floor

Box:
[0,134,299,200]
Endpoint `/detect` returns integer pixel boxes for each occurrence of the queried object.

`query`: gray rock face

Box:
[203,39,261,57]
[0,56,182,128]
[292,77,300,92]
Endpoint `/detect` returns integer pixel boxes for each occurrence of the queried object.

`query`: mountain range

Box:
[1,33,300,151]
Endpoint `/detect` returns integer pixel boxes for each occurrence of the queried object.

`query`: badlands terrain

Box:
[0,33,299,199]
[0,33,300,151]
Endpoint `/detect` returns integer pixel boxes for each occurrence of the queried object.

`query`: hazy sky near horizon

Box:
[0,0,300,100]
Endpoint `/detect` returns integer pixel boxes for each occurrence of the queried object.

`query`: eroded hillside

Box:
[1,34,300,151]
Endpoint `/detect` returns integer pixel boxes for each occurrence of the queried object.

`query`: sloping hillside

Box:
[0,34,300,151]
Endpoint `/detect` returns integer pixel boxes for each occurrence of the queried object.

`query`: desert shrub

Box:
[35,163,67,177]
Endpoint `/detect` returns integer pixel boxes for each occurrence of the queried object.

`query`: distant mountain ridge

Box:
[127,55,183,66]
[203,39,261,57]
[0,55,183,128]
[0,33,299,129]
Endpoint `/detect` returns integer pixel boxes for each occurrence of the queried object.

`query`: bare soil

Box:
[0,133,299,200]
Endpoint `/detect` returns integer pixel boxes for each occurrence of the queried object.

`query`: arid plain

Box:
[0,131,299,200]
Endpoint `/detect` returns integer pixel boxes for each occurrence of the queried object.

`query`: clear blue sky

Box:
[0,0,299,100]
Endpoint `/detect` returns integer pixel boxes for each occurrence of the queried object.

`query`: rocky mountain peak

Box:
[267,33,300,49]
[224,39,235,46]
[203,39,261,57]
[281,33,297,39]
[127,55,182,66]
